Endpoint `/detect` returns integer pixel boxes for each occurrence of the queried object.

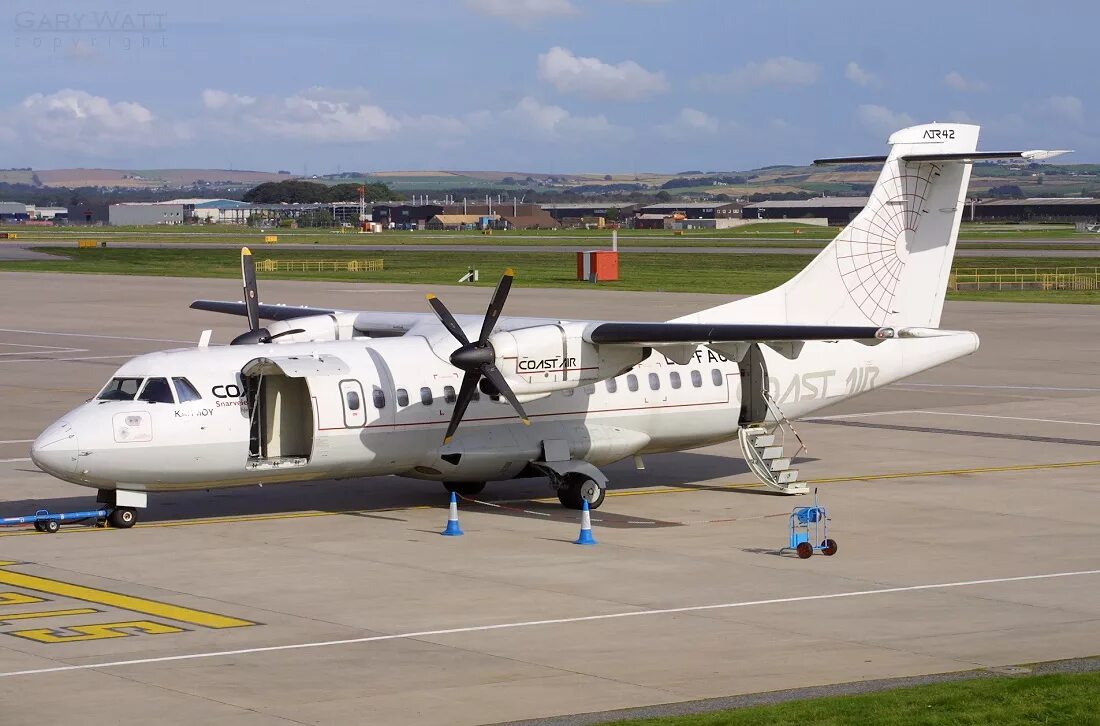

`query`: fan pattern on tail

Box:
[834,161,941,324]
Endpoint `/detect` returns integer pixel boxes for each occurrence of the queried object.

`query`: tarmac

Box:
[0,271,1097,725]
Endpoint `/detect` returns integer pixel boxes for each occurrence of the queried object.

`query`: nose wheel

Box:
[107,507,137,529]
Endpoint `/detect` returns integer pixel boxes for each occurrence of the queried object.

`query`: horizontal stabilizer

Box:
[190,300,335,321]
[816,150,1070,165]
[585,322,892,346]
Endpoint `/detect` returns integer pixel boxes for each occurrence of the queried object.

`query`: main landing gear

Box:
[443,481,486,497]
[555,473,606,511]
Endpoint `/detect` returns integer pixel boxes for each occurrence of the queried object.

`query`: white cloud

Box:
[202,87,401,143]
[657,108,719,138]
[944,71,989,92]
[1,89,182,153]
[500,97,616,140]
[857,104,915,136]
[844,61,880,88]
[465,0,577,26]
[695,57,820,92]
[537,47,668,101]
[1042,95,1085,126]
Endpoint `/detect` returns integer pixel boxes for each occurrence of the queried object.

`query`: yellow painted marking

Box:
[426,293,437,300]
[0,564,254,629]
[0,608,98,623]
[10,620,183,644]
[241,246,252,256]
[0,592,44,606]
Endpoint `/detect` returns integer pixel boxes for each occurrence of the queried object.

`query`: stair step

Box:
[769,458,791,472]
[776,469,799,484]
[759,445,784,459]
[752,434,776,448]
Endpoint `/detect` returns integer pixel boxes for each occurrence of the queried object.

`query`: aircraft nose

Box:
[31,420,79,476]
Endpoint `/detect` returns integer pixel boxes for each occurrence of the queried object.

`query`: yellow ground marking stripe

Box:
[0,563,254,629]
[0,608,98,623]
[1,460,1097,537]
[0,592,44,605]
[10,619,184,644]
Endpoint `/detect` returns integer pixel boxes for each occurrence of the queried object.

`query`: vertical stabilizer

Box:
[682,123,979,328]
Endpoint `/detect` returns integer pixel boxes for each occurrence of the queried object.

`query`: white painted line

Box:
[807,409,1100,427]
[892,382,1100,393]
[0,569,1095,679]
[0,328,192,344]
[0,440,33,445]
[0,458,31,464]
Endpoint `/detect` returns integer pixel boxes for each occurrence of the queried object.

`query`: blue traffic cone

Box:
[574,499,597,545]
[441,491,464,536]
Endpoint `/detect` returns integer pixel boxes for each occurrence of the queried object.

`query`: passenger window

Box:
[346,391,361,411]
[712,369,723,386]
[606,378,617,393]
[420,387,433,405]
[670,371,681,389]
[648,372,660,390]
[627,374,639,392]
[396,388,409,407]
[444,385,456,404]
[372,388,385,409]
[138,377,174,404]
[97,377,144,401]
[172,377,203,402]
[691,370,702,388]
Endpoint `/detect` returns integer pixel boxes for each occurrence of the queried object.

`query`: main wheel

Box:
[796,541,814,559]
[821,539,838,556]
[443,481,485,497]
[556,475,606,510]
[43,519,60,534]
[107,507,137,529]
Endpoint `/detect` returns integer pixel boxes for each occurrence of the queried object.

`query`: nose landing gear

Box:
[106,507,137,529]
[97,489,145,529]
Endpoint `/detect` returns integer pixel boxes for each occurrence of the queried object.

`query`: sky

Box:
[0,0,1095,173]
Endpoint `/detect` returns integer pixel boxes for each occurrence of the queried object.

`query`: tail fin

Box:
[686,123,981,328]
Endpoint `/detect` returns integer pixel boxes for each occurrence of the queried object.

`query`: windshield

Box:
[138,377,175,404]
[97,377,144,401]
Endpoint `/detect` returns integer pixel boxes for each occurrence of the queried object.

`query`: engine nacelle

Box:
[491,322,645,395]
[264,312,361,343]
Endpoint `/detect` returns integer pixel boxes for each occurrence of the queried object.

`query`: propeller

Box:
[426,268,530,444]
[230,247,305,345]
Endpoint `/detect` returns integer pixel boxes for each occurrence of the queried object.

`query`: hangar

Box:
[742,197,868,225]
[970,197,1100,223]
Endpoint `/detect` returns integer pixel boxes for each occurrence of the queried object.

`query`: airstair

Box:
[737,397,809,495]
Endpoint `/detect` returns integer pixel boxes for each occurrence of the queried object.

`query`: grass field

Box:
[2,247,1097,304]
[607,672,1100,726]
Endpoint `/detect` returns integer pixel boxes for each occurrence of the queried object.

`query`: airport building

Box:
[969,198,1100,223]
[742,198,868,225]
[639,201,740,219]
[541,202,641,226]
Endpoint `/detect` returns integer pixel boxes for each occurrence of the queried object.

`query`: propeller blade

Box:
[478,268,513,344]
[442,369,481,444]
[241,247,260,333]
[267,328,306,341]
[480,363,530,426]
[426,294,470,346]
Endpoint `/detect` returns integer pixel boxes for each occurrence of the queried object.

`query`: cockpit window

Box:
[97,377,144,401]
[173,377,203,402]
[138,377,175,404]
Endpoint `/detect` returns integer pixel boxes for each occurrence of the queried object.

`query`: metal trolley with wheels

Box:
[0,508,109,534]
[781,490,837,559]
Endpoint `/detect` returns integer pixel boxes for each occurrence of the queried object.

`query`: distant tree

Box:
[501,177,516,184]
[604,207,620,221]
[603,174,613,181]
[242,180,395,204]
[654,190,672,202]
[986,184,1025,198]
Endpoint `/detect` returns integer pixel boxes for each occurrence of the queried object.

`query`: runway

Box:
[0,272,1098,724]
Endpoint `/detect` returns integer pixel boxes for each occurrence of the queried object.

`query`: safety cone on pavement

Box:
[574,499,597,545]
[441,491,464,536]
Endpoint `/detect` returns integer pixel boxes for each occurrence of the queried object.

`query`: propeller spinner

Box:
[426,268,531,444]
[230,247,304,345]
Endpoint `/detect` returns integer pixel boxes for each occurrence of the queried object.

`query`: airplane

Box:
[29,124,1068,529]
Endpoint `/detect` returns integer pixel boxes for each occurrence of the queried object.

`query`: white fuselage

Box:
[30,331,978,494]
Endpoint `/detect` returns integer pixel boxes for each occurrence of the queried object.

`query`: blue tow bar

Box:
[0,508,109,533]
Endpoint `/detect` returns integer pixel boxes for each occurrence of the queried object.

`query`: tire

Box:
[107,507,137,529]
[443,481,485,497]
[33,521,45,533]
[43,519,60,534]
[822,539,838,556]
[796,541,814,559]
[556,475,606,510]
